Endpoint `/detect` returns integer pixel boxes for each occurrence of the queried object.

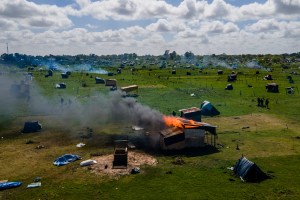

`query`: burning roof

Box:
[163,116,216,135]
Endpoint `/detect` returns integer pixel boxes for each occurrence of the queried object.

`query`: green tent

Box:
[200,101,220,116]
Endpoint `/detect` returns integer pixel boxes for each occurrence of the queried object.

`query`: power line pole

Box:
[6,43,9,54]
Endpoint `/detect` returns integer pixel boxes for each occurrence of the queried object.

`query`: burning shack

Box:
[160,116,217,150]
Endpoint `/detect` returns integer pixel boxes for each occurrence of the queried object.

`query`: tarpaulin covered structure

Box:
[200,101,220,116]
[233,156,269,182]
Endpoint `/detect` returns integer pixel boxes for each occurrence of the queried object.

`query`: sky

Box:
[0,0,299,56]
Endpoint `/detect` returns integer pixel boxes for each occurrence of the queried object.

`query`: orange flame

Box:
[163,116,184,129]
[163,116,203,129]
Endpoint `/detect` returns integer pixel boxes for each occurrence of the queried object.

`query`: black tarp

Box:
[233,156,269,182]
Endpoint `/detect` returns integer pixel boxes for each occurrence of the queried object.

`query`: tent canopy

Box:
[233,156,269,182]
[200,101,220,116]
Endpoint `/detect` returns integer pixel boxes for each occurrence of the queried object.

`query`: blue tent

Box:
[200,101,220,116]
[233,156,269,182]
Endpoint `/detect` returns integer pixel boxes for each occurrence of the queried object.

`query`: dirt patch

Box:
[203,113,297,133]
[89,151,157,177]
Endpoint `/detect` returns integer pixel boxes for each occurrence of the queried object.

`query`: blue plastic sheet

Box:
[53,154,81,166]
[0,182,22,190]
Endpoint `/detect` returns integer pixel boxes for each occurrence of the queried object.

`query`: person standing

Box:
[265,98,269,109]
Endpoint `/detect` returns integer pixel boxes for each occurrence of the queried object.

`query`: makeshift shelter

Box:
[22,121,42,133]
[200,101,220,116]
[266,83,279,93]
[105,79,117,87]
[227,73,237,82]
[95,77,105,84]
[225,84,233,90]
[159,118,217,150]
[55,83,66,89]
[179,107,201,122]
[172,70,176,74]
[264,74,273,80]
[217,70,223,75]
[233,156,269,182]
[61,73,68,79]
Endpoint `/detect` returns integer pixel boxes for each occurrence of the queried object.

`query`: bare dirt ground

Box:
[89,151,157,177]
[203,113,299,133]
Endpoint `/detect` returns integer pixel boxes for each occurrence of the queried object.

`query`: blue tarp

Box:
[53,154,81,166]
[0,182,22,190]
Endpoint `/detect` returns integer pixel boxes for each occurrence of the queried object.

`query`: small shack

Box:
[179,107,201,122]
[159,118,217,150]
[95,77,105,84]
[105,79,117,87]
[233,156,269,182]
[113,140,128,169]
[22,121,42,133]
[172,70,176,74]
[121,85,138,96]
[266,83,279,93]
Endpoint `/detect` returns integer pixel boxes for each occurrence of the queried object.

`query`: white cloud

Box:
[0,0,74,29]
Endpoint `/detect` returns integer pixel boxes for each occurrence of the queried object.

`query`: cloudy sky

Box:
[0,0,299,56]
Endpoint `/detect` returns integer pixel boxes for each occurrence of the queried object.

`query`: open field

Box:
[1,64,300,199]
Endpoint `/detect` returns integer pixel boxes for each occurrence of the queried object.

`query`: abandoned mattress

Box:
[53,154,81,166]
[0,182,22,190]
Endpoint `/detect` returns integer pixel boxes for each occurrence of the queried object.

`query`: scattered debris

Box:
[172,157,185,165]
[25,140,35,144]
[53,154,81,166]
[132,126,144,131]
[166,171,173,174]
[35,145,45,149]
[27,182,41,189]
[80,159,97,167]
[0,182,22,190]
[131,167,140,174]
[76,143,86,148]
[242,126,250,129]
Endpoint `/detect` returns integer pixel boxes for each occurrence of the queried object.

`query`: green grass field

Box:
[1,64,300,199]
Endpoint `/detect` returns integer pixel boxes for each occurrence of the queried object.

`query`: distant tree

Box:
[169,51,177,60]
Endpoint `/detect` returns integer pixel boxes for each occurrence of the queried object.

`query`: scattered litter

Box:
[36,145,45,149]
[132,126,144,131]
[0,182,22,190]
[34,177,41,182]
[131,167,140,174]
[172,157,185,165]
[27,182,41,188]
[128,142,136,149]
[227,167,234,170]
[242,126,250,129]
[76,143,86,148]
[25,140,34,144]
[53,154,81,166]
[80,159,97,167]
[190,93,195,97]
